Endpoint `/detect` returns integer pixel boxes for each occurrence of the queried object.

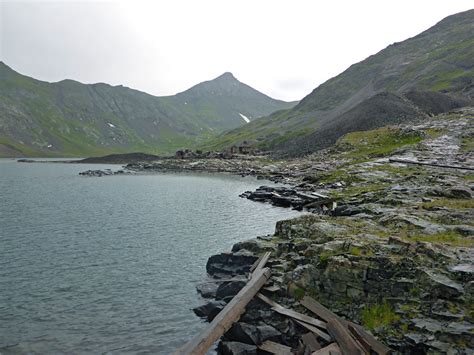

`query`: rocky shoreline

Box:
[188,109,473,354]
[75,108,473,353]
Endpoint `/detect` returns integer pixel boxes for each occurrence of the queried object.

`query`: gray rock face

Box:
[217,341,257,355]
[196,282,219,298]
[215,281,247,300]
[192,300,225,320]
[226,322,281,345]
[422,269,464,298]
[206,251,257,276]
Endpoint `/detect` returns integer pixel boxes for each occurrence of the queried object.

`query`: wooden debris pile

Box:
[176,252,392,355]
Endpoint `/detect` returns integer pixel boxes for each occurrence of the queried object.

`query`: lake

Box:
[0,159,300,354]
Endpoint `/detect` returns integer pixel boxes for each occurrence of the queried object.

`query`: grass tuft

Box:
[362,302,400,330]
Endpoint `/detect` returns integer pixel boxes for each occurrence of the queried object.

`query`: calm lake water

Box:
[0,159,300,354]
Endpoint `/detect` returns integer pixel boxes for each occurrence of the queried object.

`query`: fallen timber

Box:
[178,252,391,355]
[176,252,272,354]
[176,267,271,354]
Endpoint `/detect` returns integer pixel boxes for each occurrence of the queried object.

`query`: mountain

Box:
[0,64,296,157]
[204,9,474,155]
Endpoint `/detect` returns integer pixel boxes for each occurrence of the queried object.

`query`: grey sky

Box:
[1,0,473,101]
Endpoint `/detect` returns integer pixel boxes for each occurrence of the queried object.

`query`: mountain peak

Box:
[215,72,237,81]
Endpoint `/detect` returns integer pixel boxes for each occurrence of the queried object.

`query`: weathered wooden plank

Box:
[263,285,281,293]
[311,343,341,355]
[327,319,364,355]
[253,252,271,273]
[257,293,327,330]
[301,332,321,352]
[300,296,337,323]
[294,320,332,343]
[249,254,264,274]
[175,267,271,355]
[301,296,391,355]
[348,324,371,353]
[350,323,392,355]
[258,340,293,355]
[388,158,474,171]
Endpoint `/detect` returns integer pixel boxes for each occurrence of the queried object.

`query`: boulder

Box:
[206,251,257,276]
[216,280,247,300]
[422,270,463,298]
[196,282,219,298]
[192,300,225,319]
[226,322,281,345]
[447,187,472,199]
[217,341,257,355]
[226,323,259,344]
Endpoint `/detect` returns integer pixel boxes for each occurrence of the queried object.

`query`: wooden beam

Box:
[257,293,327,330]
[349,323,392,355]
[388,158,474,171]
[176,267,271,355]
[300,296,338,323]
[249,254,264,274]
[250,251,271,275]
[301,332,321,352]
[348,324,371,354]
[327,319,364,355]
[295,320,332,343]
[300,297,391,355]
[311,343,341,355]
[258,340,294,355]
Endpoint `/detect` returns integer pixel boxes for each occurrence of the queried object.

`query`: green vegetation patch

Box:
[362,302,400,330]
[420,198,474,210]
[407,231,474,247]
[337,127,424,160]
[460,137,474,153]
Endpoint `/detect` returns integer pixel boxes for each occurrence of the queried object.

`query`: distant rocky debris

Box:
[78,169,132,177]
[174,143,262,160]
[240,185,336,213]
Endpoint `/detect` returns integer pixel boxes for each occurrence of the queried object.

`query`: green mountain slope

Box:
[0,65,295,157]
[205,9,474,155]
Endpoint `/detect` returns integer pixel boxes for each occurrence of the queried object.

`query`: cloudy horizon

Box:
[1,0,473,101]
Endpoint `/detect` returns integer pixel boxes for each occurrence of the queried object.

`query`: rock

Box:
[422,270,463,298]
[449,264,474,282]
[447,187,472,199]
[412,318,444,333]
[379,214,446,234]
[226,323,259,344]
[231,240,276,254]
[192,300,225,319]
[271,195,293,207]
[226,322,281,345]
[196,282,219,298]
[452,224,474,236]
[206,252,257,276]
[256,325,281,343]
[216,280,247,300]
[333,204,364,216]
[217,341,257,355]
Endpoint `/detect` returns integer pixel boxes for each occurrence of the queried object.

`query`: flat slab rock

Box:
[218,341,257,355]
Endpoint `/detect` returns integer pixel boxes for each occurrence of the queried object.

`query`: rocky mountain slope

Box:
[0,64,295,157]
[204,9,474,156]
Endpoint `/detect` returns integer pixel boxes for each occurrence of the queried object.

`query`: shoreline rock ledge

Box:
[194,214,473,354]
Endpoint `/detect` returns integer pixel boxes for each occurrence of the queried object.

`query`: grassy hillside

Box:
[0,65,295,157]
[204,9,474,155]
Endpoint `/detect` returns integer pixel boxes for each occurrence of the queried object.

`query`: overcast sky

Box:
[1,1,473,101]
